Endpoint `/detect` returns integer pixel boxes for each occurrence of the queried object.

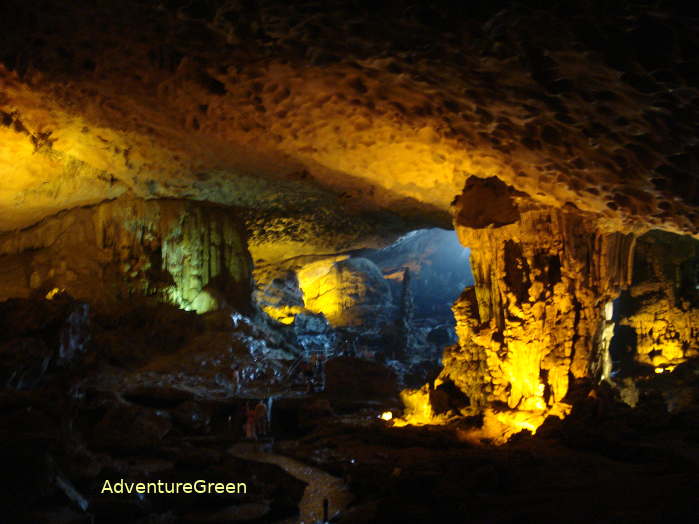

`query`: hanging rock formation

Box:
[0,195,252,313]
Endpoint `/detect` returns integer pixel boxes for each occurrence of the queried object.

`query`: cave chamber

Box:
[1,1,699,522]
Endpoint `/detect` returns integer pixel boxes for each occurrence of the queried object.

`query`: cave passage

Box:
[255,227,474,390]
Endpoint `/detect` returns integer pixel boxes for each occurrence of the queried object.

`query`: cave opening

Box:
[255,228,473,390]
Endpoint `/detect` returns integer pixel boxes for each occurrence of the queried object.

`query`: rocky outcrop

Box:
[450,177,634,406]
[299,257,393,328]
[399,177,636,437]
[256,235,462,373]
[258,255,395,329]
[0,295,90,389]
[0,195,253,313]
[615,230,699,372]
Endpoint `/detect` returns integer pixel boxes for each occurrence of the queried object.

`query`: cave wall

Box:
[299,257,393,327]
[0,196,252,313]
[616,230,699,372]
[434,177,635,422]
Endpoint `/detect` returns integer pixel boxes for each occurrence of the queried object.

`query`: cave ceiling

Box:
[1,0,698,262]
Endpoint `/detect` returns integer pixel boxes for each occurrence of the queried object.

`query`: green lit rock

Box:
[0,195,253,313]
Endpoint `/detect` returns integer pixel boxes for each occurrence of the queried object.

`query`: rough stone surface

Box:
[299,257,393,328]
[447,178,634,409]
[0,195,253,313]
[615,230,699,371]
[399,177,637,433]
[0,1,698,256]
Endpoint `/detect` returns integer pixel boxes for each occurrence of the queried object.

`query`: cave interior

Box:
[1,1,699,523]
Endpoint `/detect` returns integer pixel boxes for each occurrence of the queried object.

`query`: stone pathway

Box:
[229,442,353,523]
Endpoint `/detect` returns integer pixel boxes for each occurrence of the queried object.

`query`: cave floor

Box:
[3,380,699,524]
[230,441,353,524]
[272,405,699,523]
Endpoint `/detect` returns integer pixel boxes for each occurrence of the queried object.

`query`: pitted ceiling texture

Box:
[0,1,697,248]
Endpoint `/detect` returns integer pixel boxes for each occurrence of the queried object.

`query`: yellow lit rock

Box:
[45,287,64,300]
[262,305,305,325]
[654,365,676,374]
[392,385,455,427]
[619,231,699,370]
[396,177,636,441]
[297,257,390,327]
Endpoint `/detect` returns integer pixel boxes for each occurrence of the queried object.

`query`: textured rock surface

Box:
[0,0,699,495]
[257,254,395,328]
[0,0,698,254]
[298,257,393,327]
[616,230,699,371]
[400,176,637,434]
[0,195,252,313]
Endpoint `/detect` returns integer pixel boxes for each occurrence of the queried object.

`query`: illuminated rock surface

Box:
[0,195,252,313]
[297,257,392,327]
[1,1,698,250]
[398,176,636,438]
[616,230,699,371]
[0,1,698,521]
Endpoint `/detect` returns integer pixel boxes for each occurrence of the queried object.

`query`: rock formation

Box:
[1,1,698,257]
[298,257,392,328]
[2,1,698,521]
[255,255,393,327]
[615,230,699,373]
[0,195,252,313]
[398,176,637,438]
